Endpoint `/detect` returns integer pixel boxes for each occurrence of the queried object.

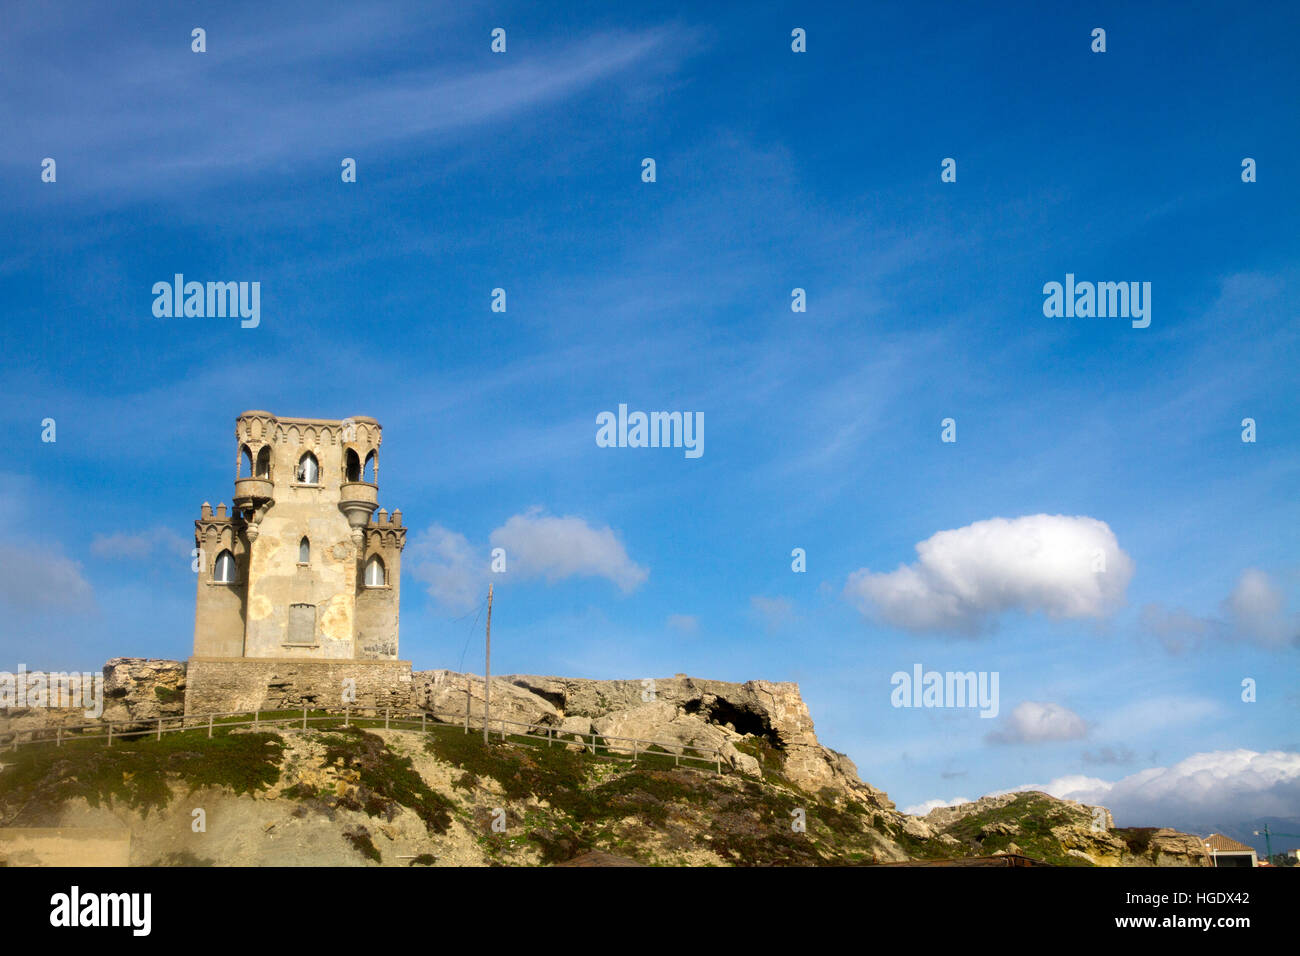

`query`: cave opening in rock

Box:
[687,698,779,745]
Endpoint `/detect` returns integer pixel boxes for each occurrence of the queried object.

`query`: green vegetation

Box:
[1113,827,1158,862]
[732,736,789,783]
[153,686,185,705]
[320,728,454,834]
[422,726,888,865]
[150,850,215,866]
[0,729,284,821]
[917,794,1094,867]
[343,825,381,863]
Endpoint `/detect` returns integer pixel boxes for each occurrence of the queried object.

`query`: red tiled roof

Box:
[1204,833,1255,853]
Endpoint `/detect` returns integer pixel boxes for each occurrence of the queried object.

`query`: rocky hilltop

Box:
[0,659,1208,866]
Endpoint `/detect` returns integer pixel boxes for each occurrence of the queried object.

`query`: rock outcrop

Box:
[407,671,894,808]
[909,791,1209,866]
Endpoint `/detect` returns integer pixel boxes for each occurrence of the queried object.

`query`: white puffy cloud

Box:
[411,510,646,612]
[1141,568,1298,652]
[489,509,646,592]
[845,514,1134,634]
[987,701,1088,744]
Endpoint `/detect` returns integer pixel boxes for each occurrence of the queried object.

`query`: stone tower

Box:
[191,411,406,661]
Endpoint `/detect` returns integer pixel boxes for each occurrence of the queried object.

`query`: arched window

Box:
[364,451,376,483]
[297,452,319,484]
[298,536,310,564]
[239,445,252,478]
[345,449,361,482]
[364,555,386,587]
[254,446,271,478]
[214,550,236,584]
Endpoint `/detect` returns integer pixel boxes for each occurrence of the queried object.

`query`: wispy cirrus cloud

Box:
[1,3,695,195]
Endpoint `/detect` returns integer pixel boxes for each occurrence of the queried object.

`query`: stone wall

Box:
[183,657,413,715]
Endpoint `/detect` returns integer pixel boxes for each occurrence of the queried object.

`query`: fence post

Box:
[208,714,213,739]
[56,726,62,748]
[547,726,552,748]
[303,705,307,730]
[716,751,721,774]
[107,722,113,747]
[385,707,390,729]
[344,706,350,729]
[632,740,638,761]
[421,712,426,733]
[464,688,470,734]
[156,717,162,741]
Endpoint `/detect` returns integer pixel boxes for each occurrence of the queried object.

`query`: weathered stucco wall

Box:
[243,497,358,658]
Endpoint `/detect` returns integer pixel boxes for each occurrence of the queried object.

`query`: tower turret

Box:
[192,411,405,661]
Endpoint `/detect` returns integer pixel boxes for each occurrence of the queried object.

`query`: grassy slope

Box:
[0,719,1114,866]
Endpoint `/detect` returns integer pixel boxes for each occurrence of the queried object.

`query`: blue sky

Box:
[1,0,1297,842]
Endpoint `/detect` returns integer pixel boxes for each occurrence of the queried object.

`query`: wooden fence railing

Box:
[0,706,729,774]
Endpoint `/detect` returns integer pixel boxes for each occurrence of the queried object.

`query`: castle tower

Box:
[191,411,406,661]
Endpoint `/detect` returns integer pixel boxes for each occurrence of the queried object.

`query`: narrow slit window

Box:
[298,536,310,563]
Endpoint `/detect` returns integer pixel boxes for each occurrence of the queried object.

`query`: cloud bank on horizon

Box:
[905,749,1300,835]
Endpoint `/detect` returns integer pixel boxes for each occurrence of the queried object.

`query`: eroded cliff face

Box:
[412,670,895,811]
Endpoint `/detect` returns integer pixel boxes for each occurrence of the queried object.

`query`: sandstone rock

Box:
[103,658,187,723]
[557,715,592,739]
[901,816,936,840]
[506,673,894,805]
[413,670,559,730]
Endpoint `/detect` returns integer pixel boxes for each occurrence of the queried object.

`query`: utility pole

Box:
[483,583,493,746]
